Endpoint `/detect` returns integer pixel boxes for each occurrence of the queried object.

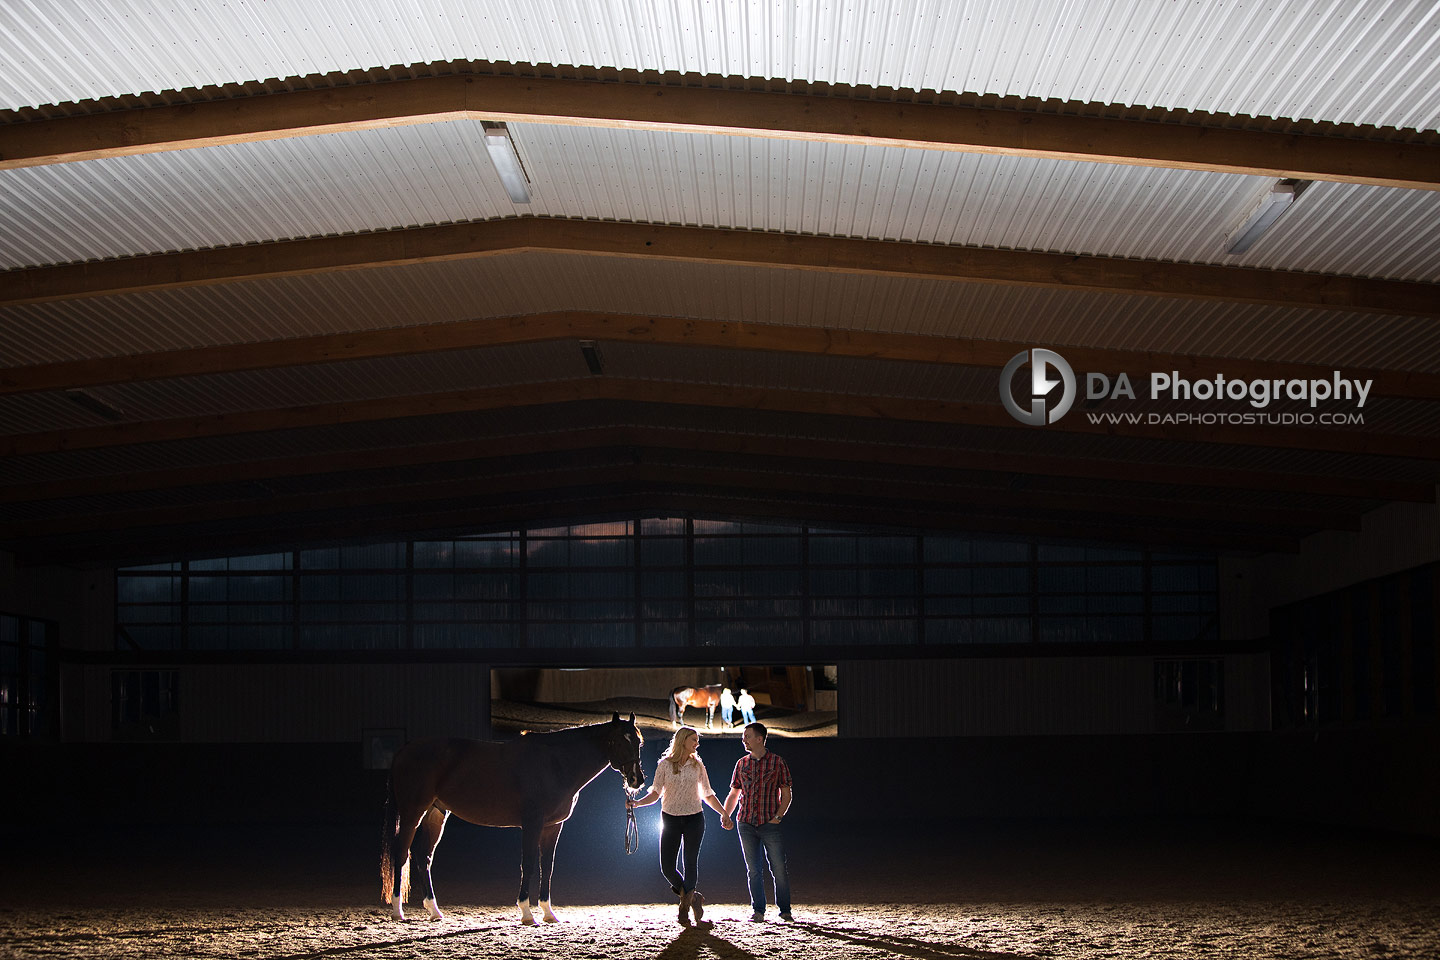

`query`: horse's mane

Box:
[520,717,644,745]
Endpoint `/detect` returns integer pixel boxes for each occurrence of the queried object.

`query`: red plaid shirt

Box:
[730,750,792,825]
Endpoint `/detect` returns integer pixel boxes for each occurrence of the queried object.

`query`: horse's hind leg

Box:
[416,804,450,920]
[388,796,433,920]
[537,820,564,922]
[517,819,540,924]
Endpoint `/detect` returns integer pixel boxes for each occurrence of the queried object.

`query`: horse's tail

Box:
[380,773,414,905]
[381,773,397,904]
[380,772,415,905]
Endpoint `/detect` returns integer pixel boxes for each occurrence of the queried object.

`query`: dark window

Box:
[115,519,1218,652]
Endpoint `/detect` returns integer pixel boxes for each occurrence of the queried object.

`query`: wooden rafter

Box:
[3,73,1436,191]
[5,218,1438,316]
[5,310,1438,401]
[2,378,1433,460]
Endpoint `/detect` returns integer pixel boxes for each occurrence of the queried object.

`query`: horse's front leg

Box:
[517,819,541,925]
[537,820,565,922]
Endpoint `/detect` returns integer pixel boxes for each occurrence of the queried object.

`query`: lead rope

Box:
[624,790,640,855]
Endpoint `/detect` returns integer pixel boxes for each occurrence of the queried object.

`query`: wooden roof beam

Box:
[5,310,1439,402]
[3,73,1436,190]
[5,219,1437,317]
[1,378,1434,460]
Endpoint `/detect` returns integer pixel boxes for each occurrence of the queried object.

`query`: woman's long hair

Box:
[661,726,698,774]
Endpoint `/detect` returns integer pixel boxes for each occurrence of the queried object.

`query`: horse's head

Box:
[605,712,645,790]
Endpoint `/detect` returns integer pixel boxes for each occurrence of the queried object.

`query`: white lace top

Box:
[651,755,716,815]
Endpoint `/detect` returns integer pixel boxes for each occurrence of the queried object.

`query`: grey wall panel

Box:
[1224,653,1272,733]
[841,655,1261,738]
[173,663,490,743]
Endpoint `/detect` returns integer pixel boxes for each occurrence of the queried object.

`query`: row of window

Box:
[116,519,1218,651]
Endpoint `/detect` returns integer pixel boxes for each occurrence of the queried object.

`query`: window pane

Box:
[118,576,180,603]
[640,538,686,566]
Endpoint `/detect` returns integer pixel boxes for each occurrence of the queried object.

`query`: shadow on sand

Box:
[651,917,1035,960]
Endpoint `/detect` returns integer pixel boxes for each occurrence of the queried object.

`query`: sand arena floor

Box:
[3,817,1436,960]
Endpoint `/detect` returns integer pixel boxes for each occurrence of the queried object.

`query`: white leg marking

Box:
[391,899,406,921]
[540,899,559,923]
[423,897,443,921]
[518,900,536,925]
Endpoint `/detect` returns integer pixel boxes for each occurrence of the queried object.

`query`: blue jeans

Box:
[737,822,789,915]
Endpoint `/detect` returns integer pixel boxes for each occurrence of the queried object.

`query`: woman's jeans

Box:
[737,821,790,915]
[660,811,705,894]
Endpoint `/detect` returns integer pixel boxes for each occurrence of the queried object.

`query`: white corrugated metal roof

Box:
[6,121,1437,283]
[2,1,1438,130]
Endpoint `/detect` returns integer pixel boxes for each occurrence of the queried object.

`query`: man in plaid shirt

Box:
[720,722,793,921]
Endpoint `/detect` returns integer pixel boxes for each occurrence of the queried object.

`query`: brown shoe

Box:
[678,891,693,925]
[691,891,705,922]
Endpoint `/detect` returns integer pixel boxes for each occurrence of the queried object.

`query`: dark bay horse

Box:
[381,713,644,923]
[669,684,723,729]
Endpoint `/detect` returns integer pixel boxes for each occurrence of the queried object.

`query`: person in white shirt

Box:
[628,726,727,924]
[737,689,757,725]
[720,687,736,726]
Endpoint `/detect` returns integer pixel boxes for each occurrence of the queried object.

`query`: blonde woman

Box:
[628,725,727,924]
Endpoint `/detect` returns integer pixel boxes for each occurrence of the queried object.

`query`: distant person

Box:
[628,726,727,925]
[736,688,757,725]
[720,687,736,726]
[720,721,792,921]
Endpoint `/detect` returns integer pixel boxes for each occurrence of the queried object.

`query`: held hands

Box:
[720,813,734,831]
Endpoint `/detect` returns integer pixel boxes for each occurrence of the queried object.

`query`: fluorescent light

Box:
[483,123,532,204]
[1225,179,1308,254]
[65,388,124,421]
[579,340,604,375]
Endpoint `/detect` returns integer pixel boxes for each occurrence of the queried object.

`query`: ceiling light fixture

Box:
[65,388,125,421]
[579,340,604,374]
[1225,179,1310,255]
[482,122,532,204]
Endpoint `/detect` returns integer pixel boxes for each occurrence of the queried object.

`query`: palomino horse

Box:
[381,713,644,923]
[669,684,723,729]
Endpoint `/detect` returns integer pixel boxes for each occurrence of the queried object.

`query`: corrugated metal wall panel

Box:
[179,663,490,743]
[4,1,1437,130]
[842,656,1267,737]
[1224,653,1271,732]
[77,655,1261,744]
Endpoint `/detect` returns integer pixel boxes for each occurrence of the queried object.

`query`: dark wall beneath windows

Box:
[5,726,1435,837]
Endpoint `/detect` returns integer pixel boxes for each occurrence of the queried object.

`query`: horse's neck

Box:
[537,727,612,789]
